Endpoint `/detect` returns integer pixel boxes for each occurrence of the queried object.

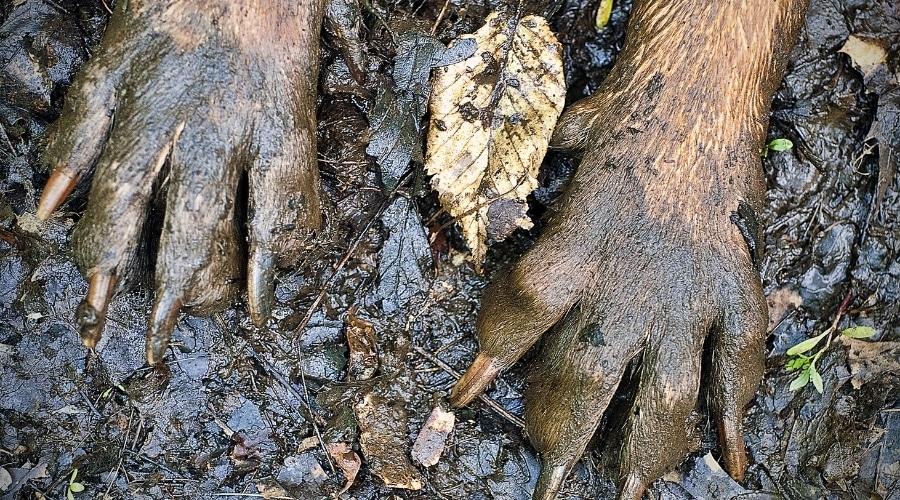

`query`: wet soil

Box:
[1,0,898,499]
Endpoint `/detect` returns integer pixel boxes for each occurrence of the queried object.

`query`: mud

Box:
[1,0,897,499]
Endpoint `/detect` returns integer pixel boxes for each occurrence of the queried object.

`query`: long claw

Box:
[449,353,502,407]
[36,167,79,221]
[146,290,183,365]
[718,414,748,480]
[247,247,275,327]
[533,462,570,500]
[616,473,646,500]
[76,273,117,349]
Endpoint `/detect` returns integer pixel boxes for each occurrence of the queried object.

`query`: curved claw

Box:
[449,353,502,407]
[146,290,183,365]
[247,247,275,327]
[36,167,79,220]
[76,273,117,349]
[616,473,646,500]
[533,462,571,500]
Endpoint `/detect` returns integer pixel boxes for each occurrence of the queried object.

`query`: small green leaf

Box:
[69,482,85,493]
[841,326,876,339]
[69,469,78,483]
[768,138,794,152]
[809,363,824,394]
[786,331,829,356]
[67,491,75,500]
[789,369,810,391]
[595,0,613,29]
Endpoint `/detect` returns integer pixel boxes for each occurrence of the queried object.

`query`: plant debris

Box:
[366,31,476,191]
[425,11,566,266]
[345,310,379,380]
[411,404,455,467]
[326,442,361,495]
[377,197,433,314]
[354,386,423,490]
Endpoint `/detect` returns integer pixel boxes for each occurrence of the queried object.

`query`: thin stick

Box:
[256,354,335,474]
[431,0,451,36]
[412,346,525,429]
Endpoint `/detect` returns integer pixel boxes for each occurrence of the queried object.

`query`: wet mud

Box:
[1,0,897,499]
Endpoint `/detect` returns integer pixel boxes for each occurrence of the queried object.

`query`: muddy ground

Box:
[1,0,898,499]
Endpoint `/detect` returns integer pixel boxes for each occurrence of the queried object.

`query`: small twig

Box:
[412,345,525,429]
[255,354,335,474]
[431,0,452,36]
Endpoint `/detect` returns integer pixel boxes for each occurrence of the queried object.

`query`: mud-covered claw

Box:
[247,247,275,327]
[36,167,79,220]
[533,462,571,500]
[450,353,502,407]
[76,272,117,348]
[717,415,748,480]
[146,291,183,365]
[616,473,646,500]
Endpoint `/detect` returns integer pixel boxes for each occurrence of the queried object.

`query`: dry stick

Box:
[431,0,452,36]
[412,345,525,429]
[290,198,390,344]
[255,354,335,474]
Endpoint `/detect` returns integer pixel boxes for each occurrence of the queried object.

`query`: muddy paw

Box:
[450,0,808,497]
[36,0,325,363]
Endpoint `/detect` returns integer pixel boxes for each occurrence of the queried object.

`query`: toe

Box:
[38,46,123,220]
[149,114,244,364]
[247,104,321,327]
[617,316,710,499]
[450,244,582,406]
[69,102,184,346]
[527,303,646,499]
[709,270,767,480]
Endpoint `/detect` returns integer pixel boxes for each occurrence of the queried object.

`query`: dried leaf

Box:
[354,390,423,490]
[345,311,378,380]
[839,35,887,80]
[0,467,11,492]
[377,197,433,314]
[326,442,361,495]
[412,405,455,467]
[366,32,476,191]
[426,12,566,266]
[766,286,802,331]
[841,337,900,389]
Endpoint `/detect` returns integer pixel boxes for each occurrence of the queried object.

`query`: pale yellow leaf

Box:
[839,35,887,79]
[425,12,565,266]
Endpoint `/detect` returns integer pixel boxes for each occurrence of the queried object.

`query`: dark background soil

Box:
[0,0,897,499]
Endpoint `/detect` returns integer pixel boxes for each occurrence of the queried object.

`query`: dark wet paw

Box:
[36,0,325,364]
[451,62,774,498]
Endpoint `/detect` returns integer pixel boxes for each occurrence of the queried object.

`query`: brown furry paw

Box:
[36,0,325,364]
[451,0,809,495]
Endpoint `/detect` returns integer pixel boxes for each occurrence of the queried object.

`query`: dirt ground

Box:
[1,0,898,499]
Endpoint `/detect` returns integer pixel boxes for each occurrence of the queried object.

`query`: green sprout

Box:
[784,295,876,394]
[67,468,85,500]
[763,138,793,157]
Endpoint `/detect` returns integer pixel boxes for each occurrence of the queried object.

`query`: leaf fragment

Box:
[596,0,613,29]
[786,330,829,356]
[425,12,566,266]
[411,405,455,467]
[366,31,476,191]
[789,369,810,391]
[326,442,361,495]
[841,325,876,339]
